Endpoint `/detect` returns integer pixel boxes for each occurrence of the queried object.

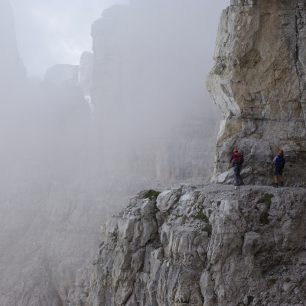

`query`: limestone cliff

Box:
[68,185,306,306]
[208,0,306,186]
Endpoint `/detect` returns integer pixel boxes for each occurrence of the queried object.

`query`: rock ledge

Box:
[68,185,306,306]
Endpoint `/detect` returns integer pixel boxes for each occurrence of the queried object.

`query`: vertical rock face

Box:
[79,51,94,98]
[208,0,306,186]
[0,0,25,94]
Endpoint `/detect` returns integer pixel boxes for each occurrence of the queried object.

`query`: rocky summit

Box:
[208,0,306,186]
[68,185,306,306]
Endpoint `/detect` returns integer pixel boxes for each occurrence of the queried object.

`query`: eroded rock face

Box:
[208,0,306,186]
[68,185,306,306]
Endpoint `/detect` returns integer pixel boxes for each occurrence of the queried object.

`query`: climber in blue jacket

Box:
[273,149,285,187]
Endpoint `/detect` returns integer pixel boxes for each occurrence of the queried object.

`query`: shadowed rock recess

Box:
[68,185,306,306]
[208,0,306,186]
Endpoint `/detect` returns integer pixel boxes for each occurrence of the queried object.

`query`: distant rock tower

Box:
[0,0,25,94]
[208,0,306,186]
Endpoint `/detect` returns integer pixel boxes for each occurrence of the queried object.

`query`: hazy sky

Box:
[10,0,228,76]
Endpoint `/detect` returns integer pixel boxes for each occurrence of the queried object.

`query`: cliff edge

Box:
[68,185,306,306]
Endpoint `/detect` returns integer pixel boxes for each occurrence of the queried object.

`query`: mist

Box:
[11,0,130,75]
[0,0,227,304]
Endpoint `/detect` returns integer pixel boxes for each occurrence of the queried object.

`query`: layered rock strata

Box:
[68,185,306,306]
[208,0,306,186]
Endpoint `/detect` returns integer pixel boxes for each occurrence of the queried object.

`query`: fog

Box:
[11,0,129,75]
[0,0,227,304]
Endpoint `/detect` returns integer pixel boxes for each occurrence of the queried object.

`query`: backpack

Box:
[237,153,244,165]
[275,155,285,169]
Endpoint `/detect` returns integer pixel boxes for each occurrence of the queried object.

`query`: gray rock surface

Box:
[208,0,306,186]
[68,185,306,306]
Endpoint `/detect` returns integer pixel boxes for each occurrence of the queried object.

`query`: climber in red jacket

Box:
[230,148,244,186]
